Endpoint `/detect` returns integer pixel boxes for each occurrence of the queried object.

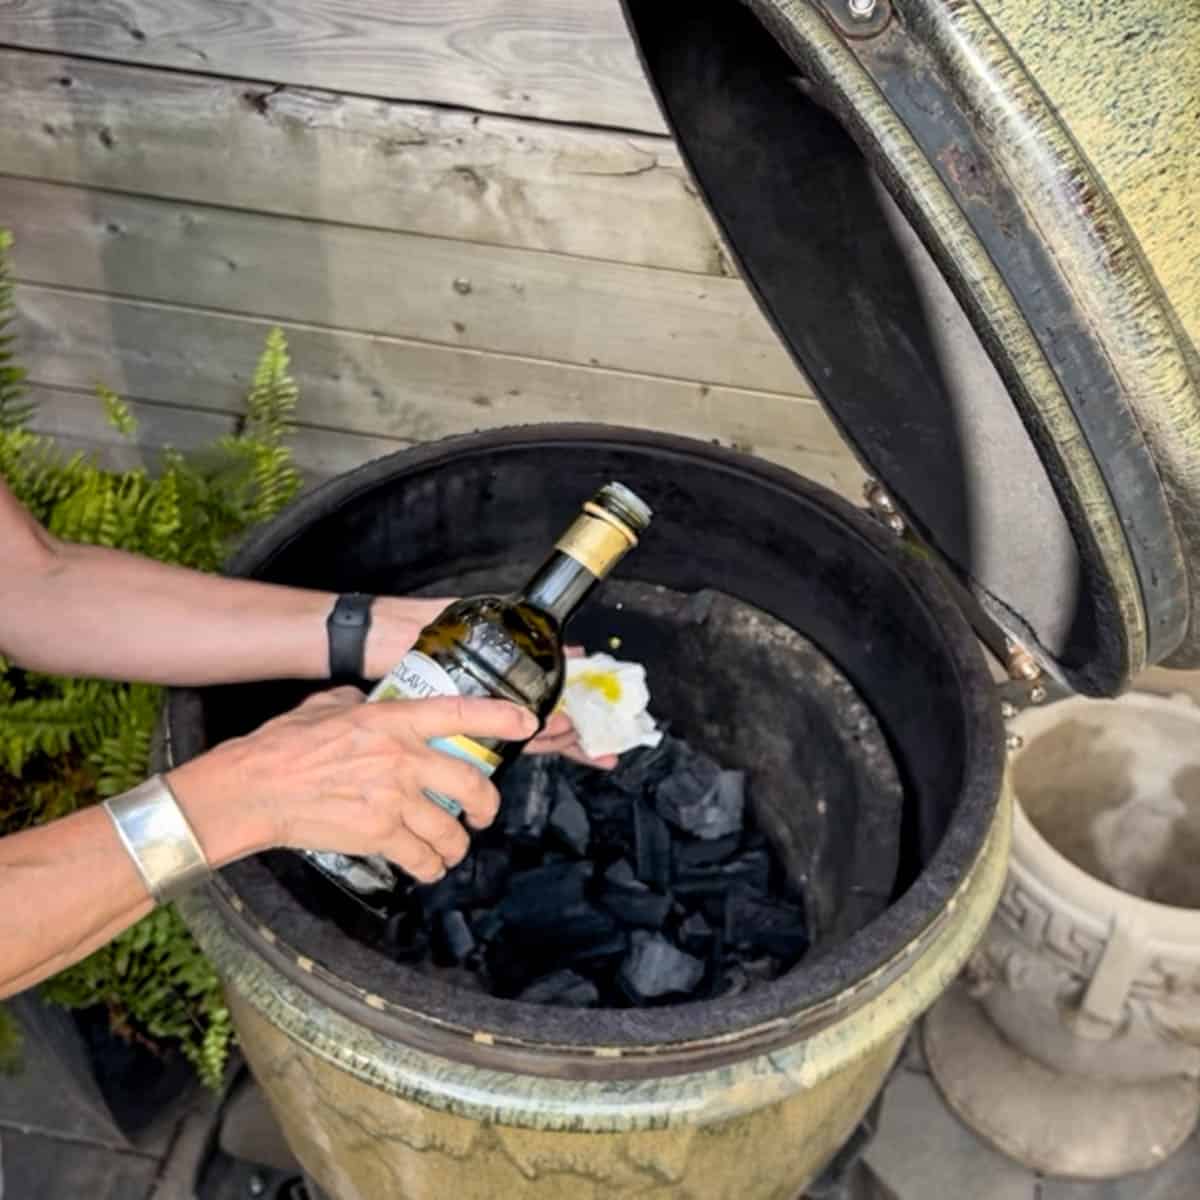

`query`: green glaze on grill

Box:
[179,785,1008,1197]
[756,0,1150,685]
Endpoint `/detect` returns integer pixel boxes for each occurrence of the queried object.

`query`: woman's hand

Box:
[365,602,617,770]
[166,688,537,882]
[362,596,452,680]
[524,710,618,770]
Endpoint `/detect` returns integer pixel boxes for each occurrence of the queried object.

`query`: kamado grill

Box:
[167,2,1200,1197]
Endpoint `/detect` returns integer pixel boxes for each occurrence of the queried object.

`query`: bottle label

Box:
[556,511,634,577]
[369,651,500,817]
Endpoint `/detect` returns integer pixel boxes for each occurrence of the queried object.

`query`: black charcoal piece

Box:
[672,850,771,906]
[634,800,673,891]
[471,848,512,906]
[583,788,634,825]
[677,912,715,956]
[499,756,555,841]
[549,781,591,857]
[471,908,505,944]
[499,861,593,930]
[599,885,672,930]
[608,737,675,795]
[604,858,639,889]
[380,909,430,964]
[654,751,745,841]
[724,885,810,962]
[561,928,629,967]
[672,832,742,873]
[715,769,747,827]
[518,970,600,1008]
[436,910,476,964]
[712,963,750,999]
[543,901,621,951]
[619,931,705,1002]
[415,859,474,915]
[419,848,513,915]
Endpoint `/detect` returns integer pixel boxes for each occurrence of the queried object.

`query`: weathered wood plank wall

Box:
[0,3,859,496]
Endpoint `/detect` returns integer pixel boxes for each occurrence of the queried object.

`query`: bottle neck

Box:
[521,550,600,625]
[521,507,637,625]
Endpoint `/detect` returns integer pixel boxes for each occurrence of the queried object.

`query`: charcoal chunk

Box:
[560,928,629,967]
[633,800,673,891]
[413,862,472,915]
[599,886,672,930]
[724,885,809,961]
[619,931,705,1002]
[673,849,772,905]
[712,963,750,999]
[518,970,600,1008]
[435,910,476,964]
[604,858,639,889]
[673,832,741,873]
[677,912,715,956]
[419,848,512,915]
[380,909,430,964]
[607,738,675,795]
[654,749,744,841]
[499,756,555,841]
[471,848,512,907]
[583,787,634,825]
[470,908,505,944]
[547,902,621,952]
[498,861,593,931]
[548,780,591,857]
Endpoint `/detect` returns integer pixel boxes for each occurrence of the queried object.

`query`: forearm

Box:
[0,766,269,999]
[0,539,434,686]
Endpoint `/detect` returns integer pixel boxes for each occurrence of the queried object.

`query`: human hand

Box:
[167,687,536,882]
[366,601,616,771]
[363,596,453,680]
[524,709,618,770]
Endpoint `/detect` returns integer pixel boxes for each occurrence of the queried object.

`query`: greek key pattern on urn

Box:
[996,879,1104,976]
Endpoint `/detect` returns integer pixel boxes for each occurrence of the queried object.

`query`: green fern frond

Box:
[99,385,138,438]
[0,684,119,775]
[0,230,35,431]
[142,465,183,563]
[90,684,162,798]
[243,326,297,445]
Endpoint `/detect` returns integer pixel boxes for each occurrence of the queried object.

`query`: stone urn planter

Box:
[925,689,1200,1178]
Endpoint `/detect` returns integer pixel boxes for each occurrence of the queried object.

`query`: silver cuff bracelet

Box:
[103,775,210,903]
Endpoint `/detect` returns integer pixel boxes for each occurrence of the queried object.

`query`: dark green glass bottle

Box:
[305,482,652,897]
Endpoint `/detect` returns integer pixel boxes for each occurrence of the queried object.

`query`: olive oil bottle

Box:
[305,481,652,897]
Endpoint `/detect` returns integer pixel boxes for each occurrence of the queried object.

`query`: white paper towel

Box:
[559,653,664,760]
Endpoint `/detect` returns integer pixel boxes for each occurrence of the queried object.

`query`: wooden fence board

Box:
[16,285,850,472]
[0,50,720,273]
[2,177,805,393]
[0,0,665,131]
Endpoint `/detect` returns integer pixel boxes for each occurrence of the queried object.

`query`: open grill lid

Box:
[622,0,1200,697]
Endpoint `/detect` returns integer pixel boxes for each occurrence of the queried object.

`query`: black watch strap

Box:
[327,593,375,681]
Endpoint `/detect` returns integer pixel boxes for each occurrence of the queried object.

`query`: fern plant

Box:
[0,230,34,431]
[0,235,303,1088]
